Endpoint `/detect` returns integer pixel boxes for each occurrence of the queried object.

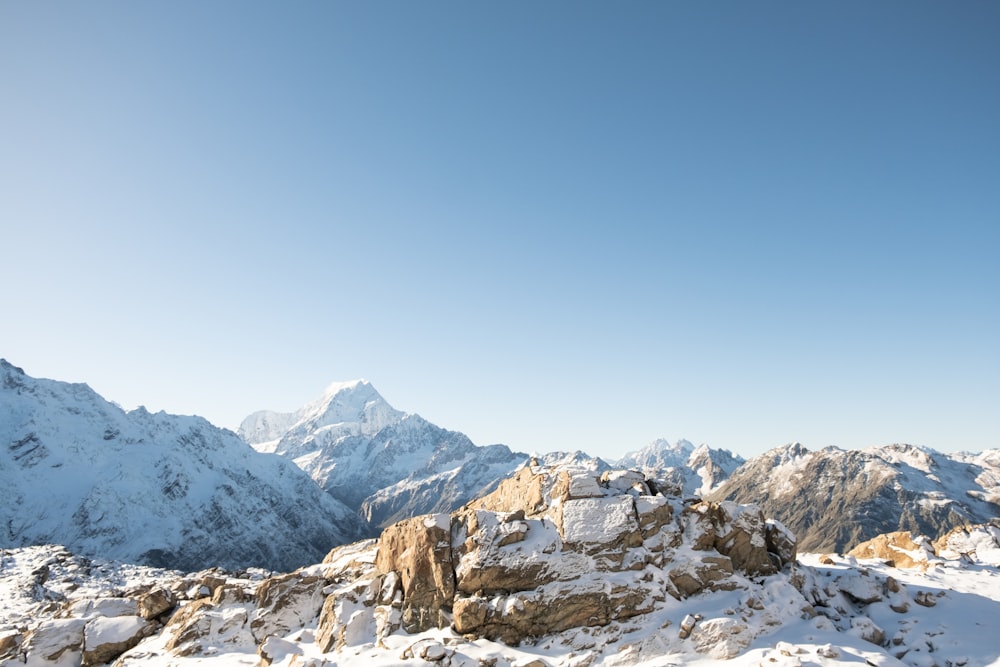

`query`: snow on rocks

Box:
[6,475,1000,667]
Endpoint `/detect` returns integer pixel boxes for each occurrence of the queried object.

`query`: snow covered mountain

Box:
[0,360,367,572]
[5,464,1000,667]
[239,380,529,530]
[709,442,1000,553]
[616,438,745,496]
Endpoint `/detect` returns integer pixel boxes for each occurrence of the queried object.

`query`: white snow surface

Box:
[5,535,1000,667]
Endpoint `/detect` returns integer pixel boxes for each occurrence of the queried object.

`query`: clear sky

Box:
[2,1,997,460]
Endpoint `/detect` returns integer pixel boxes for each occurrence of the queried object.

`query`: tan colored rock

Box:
[258,635,303,666]
[251,572,327,641]
[465,466,547,516]
[765,520,798,568]
[163,600,251,657]
[137,587,176,620]
[375,513,455,633]
[0,629,22,659]
[689,617,751,659]
[316,578,379,652]
[81,615,151,667]
[163,599,215,655]
[848,531,933,568]
[851,616,886,646]
[22,618,86,664]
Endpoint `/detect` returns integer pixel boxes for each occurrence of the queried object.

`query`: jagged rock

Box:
[834,571,884,604]
[137,588,175,620]
[374,513,454,633]
[258,635,304,666]
[64,597,138,619]
[689,617,751,659]
[848,531,934,568]
[933,522,1000,564]
[452,510,561,595]
[324,463,793,648]
[317,581,372,652]
[21,618,86,664]
[765,520,798,567]
[466,465,547,516]
[250,572,326,641]
[163,599,252,657]
[0,630,22,659]
[850,616,886,646]
[81,615,151,666]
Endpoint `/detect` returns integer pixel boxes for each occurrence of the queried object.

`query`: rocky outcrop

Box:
[362,463,795,644]
[848,531,936,569]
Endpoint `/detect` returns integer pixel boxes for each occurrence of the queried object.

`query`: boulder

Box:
[689,617,751,659]
[258,635,304,666]
[163,599,253,657]
[374,513,455,633]
[81,615,151,667]
[137,588,176,620]
[21,618,86,665]
[848,531,934,568]
[251,572,327,641]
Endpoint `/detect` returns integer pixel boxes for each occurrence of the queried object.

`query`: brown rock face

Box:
[374,513,455,633]
[847,531,933,568]
[81,616,152,667]
[363,465,794,645]
[251,572,328,641]
[137,588,176,620]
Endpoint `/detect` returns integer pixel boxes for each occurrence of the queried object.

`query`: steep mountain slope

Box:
[709,442,1000,552]
[239,381,528,529]
[0,360,367,572]
[616,438,745,496]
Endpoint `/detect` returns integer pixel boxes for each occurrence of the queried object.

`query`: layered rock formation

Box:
[319,462,797,647]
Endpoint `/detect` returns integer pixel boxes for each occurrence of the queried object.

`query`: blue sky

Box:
[2,1,997,460]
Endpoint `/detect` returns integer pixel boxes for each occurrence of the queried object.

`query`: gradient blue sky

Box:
[2,2,997,460]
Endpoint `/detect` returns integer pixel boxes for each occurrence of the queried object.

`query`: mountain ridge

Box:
[0,359,367,572]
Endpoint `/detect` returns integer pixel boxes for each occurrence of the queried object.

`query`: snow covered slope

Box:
[710,442,1000,552]
[239,381,528,529]
[617,438,745,496]
[0,360,367,572]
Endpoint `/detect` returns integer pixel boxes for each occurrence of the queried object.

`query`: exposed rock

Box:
[848,531,934,568]
[81,615,151,666]
[21,618,86,664]
[689,617,751,659]
[0,630,22,659]
[137,588,176,620]
[251,572,327,641]
[258,635,304,666]
[163,599,252,657]
[374,513,454,633]
[850,616,886,646]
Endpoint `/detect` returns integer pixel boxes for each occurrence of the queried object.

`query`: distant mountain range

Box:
[4,359,998,573]
[238,380,529,530]
[0,360,366,572]
[708,442,1000,553]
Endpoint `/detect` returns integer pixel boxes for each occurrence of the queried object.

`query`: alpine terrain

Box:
[0,360,367,572]
[710,442,1000,552]
[616,437,745,497]
[238,380,529,530]
[4,462,1000,667]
